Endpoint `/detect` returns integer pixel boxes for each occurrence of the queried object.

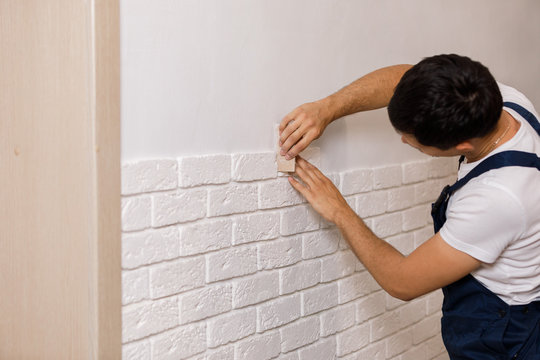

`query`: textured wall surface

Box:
[121,151,458,360]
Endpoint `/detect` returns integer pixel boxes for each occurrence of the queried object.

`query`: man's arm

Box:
[289,157,481,300]
[279,64,412,160]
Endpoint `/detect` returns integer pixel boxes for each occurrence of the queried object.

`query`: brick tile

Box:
[320,303,356,337]
[373,165,402,190]
[370,212,402,238]
[413,314,441,345]
[122,226,179,269]
[280,260,321,295]
[369,310,401,342]
[150,323,206,359]
[122,159,177,195]
[302,229,340,259]
[179,283,232,324]
[259,177,305,209]
[280,205,320,236]
[280,316,320,353]
[235,331,281,360]
[402,160,429,184]
[414,179,443,204]
[386,329,413,359]
[206,246,257,283]
[402,205,429,232]
[208,183,258,217]
[122,297,178,342]
[356,191,388,218]
[258,236,302,270]
[122,268,149,305]
[122,196,151,232]
[151,189,206,227]
[355,291,386,323]
[232,152,277,181]
[351,341,385,360]
[257,294,301,332]
[149,257,205,298]
[338,272,380,304]
[336,323,370,356]
[122,340,150,360]
[302,283,339,316]
[207,308,257,348]
[233,272,280,308]
[429,157,458,179]
[387,185,415,212]
[298,337,336,360]
[341,169,373,196]
[178,154,231,187]
[179,218,232,256]
[206,346,234,360]
[233,211,280,245]
[320,251,357,282]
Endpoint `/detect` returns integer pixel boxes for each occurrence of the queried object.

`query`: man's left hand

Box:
[288,157,355,225]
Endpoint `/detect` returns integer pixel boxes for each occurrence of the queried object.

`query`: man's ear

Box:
[455,141,474,153]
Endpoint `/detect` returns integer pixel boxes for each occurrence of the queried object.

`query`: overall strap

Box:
[503,101,540,136]
[432,151,540,233]
[448,150,540,195]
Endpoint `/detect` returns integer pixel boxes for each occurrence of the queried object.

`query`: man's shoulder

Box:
[498,82,536,112]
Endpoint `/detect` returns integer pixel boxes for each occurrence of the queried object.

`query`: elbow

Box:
[389,291,416,302]
[387,290,415,302]
[385,285,422,302]
[380,265,426,301]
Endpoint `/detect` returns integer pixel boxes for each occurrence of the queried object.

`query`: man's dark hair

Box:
[387,54,503,150]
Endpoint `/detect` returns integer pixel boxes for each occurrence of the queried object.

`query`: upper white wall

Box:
[121,0,540,171]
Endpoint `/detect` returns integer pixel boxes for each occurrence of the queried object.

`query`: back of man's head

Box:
[388,54,503,150]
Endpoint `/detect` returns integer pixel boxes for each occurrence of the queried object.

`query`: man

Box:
[279,54,540,359]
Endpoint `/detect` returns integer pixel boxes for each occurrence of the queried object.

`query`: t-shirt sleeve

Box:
[439,180,526,263]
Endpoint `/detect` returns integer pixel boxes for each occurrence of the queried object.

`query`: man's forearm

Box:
[320,64,412,123]
[334,208,412,300]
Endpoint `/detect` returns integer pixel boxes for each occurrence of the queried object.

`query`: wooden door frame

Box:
[93,0,122,357]
[0,0,121,358]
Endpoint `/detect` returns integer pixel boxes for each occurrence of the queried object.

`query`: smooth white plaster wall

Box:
[121,0,540,172]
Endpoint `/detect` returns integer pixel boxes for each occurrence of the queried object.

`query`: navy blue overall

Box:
[431,102,540,359]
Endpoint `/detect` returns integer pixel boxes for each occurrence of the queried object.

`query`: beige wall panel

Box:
[0,1,120,358]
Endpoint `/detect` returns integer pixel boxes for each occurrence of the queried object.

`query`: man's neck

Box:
[464,111,519,163]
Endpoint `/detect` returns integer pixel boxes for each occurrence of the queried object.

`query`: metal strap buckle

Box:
[432,184,451,212]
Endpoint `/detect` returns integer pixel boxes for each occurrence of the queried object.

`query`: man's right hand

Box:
[278,100,333,160]
[278,64,411,160]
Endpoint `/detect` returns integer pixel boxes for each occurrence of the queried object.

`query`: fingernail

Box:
[285,154,292,160]
[280,149,286,156]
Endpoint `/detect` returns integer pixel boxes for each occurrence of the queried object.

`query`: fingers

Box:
[294,156,334,195]
[279,101,328,158]
[288,176,311,201]
[280,115,302,144]
[296,156,325,181]
[279,108,302,146]
[286,131,316,159]
[293,158,317,188]
[279,108,299,133]
[280,120,306,156]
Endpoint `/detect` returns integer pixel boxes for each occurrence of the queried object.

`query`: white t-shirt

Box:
[439,83,540,305]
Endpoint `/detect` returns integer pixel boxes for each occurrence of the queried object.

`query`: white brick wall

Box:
[121,153,456,360]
